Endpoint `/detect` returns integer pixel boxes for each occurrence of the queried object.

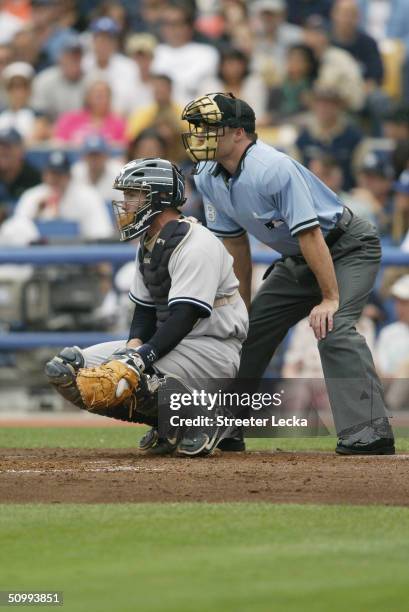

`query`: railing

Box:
[0,244,408,350]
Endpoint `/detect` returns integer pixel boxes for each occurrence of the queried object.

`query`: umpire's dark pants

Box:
[238,215,389,435]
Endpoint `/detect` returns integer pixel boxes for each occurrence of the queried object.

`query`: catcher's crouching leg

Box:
[45,346,86,409]
[44,346,157,427]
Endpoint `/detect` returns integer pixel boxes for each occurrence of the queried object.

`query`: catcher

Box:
[45,158,248,456]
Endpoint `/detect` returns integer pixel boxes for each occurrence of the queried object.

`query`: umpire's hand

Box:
[308,298,339,341]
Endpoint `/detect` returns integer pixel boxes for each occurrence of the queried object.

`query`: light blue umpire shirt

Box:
[194,140,344,257]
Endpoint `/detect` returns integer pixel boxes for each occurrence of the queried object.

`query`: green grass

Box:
[1,503,408,612]
[1,426,409,452]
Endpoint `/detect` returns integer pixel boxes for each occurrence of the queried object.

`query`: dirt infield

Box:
[1,448,408,505]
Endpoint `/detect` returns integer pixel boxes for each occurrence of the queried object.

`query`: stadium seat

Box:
[35,220,80,240]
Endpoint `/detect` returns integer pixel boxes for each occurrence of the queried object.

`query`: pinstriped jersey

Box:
[194,140,344,257]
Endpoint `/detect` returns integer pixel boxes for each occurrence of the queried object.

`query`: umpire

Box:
[181,92,394,455]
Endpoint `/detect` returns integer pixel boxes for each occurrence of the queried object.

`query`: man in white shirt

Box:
[31,35,86,120]
[82,17,139,115]
[151,3,219,105]
[13,150,113,241]
[71,133,123,202]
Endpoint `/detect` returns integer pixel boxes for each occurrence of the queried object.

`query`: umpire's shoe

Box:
[138,428,177,456]
[336,418,395,455]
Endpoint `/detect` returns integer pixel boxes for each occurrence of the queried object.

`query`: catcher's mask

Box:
[112,158,186,241]
[181,92,256,163]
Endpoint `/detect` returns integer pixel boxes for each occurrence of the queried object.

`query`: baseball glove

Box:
[76,360,140,412]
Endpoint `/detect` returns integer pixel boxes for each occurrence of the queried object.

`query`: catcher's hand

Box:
[76,359,141,412]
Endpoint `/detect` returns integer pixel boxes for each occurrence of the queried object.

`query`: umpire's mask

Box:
[112,158,186,241]
[181,92,256,163]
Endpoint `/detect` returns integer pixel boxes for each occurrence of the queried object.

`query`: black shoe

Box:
[138,428,177,456]
[336,419,395,456]
[217,436,246,452]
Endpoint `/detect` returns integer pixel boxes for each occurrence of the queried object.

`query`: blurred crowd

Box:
[0,0,409,408]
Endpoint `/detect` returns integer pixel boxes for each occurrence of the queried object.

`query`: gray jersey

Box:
[84,220,248,380]
[130,219,248,344]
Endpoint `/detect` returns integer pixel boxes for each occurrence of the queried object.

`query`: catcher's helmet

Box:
[112,158,186,241]
[181,92,256,163]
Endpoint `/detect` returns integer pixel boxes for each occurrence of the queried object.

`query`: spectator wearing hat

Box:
[392,169,409,244]
[151,3,219,105]
[124,33,157,111]
[31,35,86,120]
[0,127,41,220]
[13,150,113,241]
[295,83,364,190]
[54,79,126,147]
[0,62,50,143]
[71,133,123,202]
[250,0,302,84]
[375,275,409,411]
[82,17,138,115]
[303,14,365,111]
[351,151,395,237]
[126,74,186,162]
[201,47,268,123]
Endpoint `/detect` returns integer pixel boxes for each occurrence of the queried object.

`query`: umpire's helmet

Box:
[112,158,186,241]
[181,92,256,163]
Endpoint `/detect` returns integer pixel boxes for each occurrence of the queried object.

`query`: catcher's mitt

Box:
[76,360,140,412]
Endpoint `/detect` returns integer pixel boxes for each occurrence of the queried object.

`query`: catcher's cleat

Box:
[138,428,177,455]
[177,429,221,457]
[138,427,159,451]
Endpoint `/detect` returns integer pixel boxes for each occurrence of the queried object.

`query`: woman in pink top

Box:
[54,80,126,146]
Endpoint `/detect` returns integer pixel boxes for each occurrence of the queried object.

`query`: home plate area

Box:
[0,448,408,505]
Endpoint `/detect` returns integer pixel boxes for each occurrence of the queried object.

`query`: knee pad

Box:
[44,346,85,409]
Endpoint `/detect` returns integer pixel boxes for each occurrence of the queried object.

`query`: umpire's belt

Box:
[325,206,353,248]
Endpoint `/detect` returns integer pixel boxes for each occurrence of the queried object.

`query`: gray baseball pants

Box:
[238,215,389,435]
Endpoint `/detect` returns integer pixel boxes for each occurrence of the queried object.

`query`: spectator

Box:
[375,275,409,410]
[331,0,383,86]
[295,84,363,190]
[54,79,126,147]
[251,0,302,84]
[303,13,365,111]
[0,62,49,143]
[0,0,24,44]
[353,151,395,237]
[126,74,186,162]
[392,169,409,244]
[31,34,86,120]
[0,127,41,217]
[124,33,156,110]
[29,0,78,71]
[382,105,409,143]
[268,43,318,122]
[13,150,113,240]
[71,133,123,202]
[126,127,166,161]
[201,47,268,123]
[151,2,219,105]
[386,0,409,101]
[82,17,138,115]
[286,0,334,26]
[308,152,380,226]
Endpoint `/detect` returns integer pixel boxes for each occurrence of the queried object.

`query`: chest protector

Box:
[138,219,192,325]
